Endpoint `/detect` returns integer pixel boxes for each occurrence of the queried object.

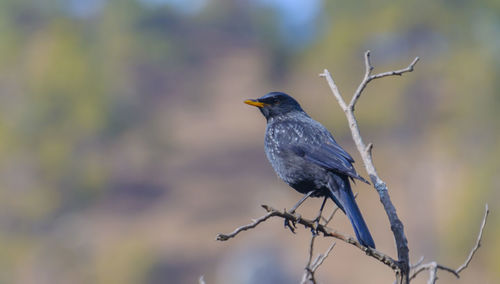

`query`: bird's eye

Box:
[273,98,280,104]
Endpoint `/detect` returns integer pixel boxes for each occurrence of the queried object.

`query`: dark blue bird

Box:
[244,92,375,248]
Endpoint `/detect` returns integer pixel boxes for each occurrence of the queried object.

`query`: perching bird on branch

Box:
[244,92,375,248]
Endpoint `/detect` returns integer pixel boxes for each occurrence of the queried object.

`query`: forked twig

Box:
[320,50,418,283]
[409,204,489,283]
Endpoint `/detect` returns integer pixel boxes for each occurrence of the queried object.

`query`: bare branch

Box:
[411,256,425,269]
[371,56,420,80]
[301,236,318,284]
[409,204,489,282]
[409,265,427,281]
[290,190,317,214]
[217,204,401,272]
[216,208,278,241]
[436,264,460,278]
[319,69,348,111]
[456,203,489,273]
[323,202,341,225]
[347,51,419,111]
[409,262,459,282]
[302,240,337,283]
[321,51,418,283]
[306,236,317,267]
[348,51,374,111]
[302,201,340,284]
[311,241,336,271]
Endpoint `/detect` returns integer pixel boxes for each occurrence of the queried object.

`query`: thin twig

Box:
[371,56,420,79]
[301,236,318,284]
[301,200,342,284]
[409,262,459,282]
[290,190,316,213]
[302,236,337,283]
[456,203,489,273]
[411,256,425,269]
[319,69,348,110]
[216,208,278,241]
[409,204,489,282]
[306,235,316,269]
[311,241,336,271]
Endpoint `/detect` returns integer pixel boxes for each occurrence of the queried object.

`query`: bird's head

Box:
[244,92,304,120]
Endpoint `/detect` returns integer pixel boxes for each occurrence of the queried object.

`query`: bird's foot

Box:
[284,209,299,233]
[284,218,297,234]
[310,216,322,236]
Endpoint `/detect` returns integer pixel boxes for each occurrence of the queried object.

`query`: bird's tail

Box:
[327,176,375,248]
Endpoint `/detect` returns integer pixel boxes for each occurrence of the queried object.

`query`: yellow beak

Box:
[244,99,267,108]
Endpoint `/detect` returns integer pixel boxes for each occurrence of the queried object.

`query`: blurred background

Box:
[0,0,499,283]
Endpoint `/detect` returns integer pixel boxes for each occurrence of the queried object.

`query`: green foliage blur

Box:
[0,0,498,283]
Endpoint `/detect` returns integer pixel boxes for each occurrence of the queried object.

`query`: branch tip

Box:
[365,143,374,155]
[364,50,373,72]
[319,69,330,78]
[455,203,489,274]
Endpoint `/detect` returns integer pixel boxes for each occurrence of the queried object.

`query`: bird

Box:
[244,91,375,248]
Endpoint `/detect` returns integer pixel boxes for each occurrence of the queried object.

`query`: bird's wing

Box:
[324,139,355,163]
[275,120,369,184]
[290,143,369,184]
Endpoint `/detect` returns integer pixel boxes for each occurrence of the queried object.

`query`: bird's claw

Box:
[284,209,299,233]
[310,217,321,236]
[284,218,296,233]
